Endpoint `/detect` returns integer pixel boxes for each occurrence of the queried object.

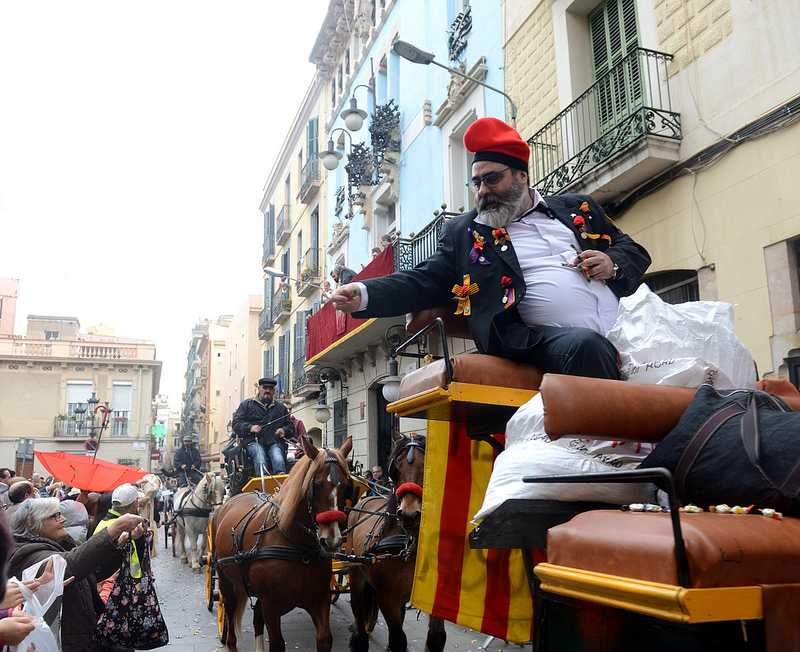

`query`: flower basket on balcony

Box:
[301,265,314,281]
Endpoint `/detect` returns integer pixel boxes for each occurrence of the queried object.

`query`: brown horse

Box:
[347,432,446,652]
[211,435,353,652]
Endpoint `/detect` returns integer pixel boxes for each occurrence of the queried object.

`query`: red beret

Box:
[463,117,530,172]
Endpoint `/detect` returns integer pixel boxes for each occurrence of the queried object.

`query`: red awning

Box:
[34,450,148,492]
[306,245,395,361]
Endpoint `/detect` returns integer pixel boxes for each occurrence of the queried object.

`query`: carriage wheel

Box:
[218,600,227,644]
[205,524,217,612]
[329,568,349,604]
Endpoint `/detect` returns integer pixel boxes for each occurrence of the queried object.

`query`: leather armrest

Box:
[405,300,472,340]
[540,374,696,442]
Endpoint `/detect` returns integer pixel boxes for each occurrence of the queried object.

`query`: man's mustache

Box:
[479,194,503,211]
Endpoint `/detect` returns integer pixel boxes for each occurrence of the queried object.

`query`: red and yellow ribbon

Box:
[452,274,479,316]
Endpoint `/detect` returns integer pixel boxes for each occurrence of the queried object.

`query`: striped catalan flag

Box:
[411,420,542,644]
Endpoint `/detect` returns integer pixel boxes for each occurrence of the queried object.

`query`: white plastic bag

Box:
[474,395,657,521]
[607,285,756,389]
[9,554,66,652]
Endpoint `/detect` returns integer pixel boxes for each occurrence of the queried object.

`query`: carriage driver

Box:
[174,434,203,487]
[231,377,295,476]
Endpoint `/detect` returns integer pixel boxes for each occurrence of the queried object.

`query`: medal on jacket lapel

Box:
[492,228,510,252]
[501,276,515,308]
[468,228,491,265]
[452,274,479,316]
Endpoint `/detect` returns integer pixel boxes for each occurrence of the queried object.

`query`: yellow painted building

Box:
[503,0,800,384]
[0,313,162,476]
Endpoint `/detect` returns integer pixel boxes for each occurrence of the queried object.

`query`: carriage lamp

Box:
[392,37,518,123]
[380,357,402,404]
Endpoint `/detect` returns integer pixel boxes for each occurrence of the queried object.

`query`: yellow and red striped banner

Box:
[412,420,542,644]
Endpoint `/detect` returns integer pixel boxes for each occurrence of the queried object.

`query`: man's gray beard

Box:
[478,178,530,229]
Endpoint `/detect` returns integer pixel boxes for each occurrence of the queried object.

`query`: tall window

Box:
[589,0,641,133]
[65,381,92,436]
[278,334,290,397]
[307,117,318,160]
[112,382,131,437]
[645,270,699,304]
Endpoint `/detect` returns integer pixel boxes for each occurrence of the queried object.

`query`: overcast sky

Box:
[0,2,329,410]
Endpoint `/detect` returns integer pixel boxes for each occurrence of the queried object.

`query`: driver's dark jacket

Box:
[231,396,294,453]
[173,444,202,473]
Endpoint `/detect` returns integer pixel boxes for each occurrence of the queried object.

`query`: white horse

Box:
[174,472,226,571]
[137,473,162,556]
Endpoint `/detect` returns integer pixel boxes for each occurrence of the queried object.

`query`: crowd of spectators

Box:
[0,468,157,650]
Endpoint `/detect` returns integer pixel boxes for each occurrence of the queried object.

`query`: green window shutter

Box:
[307,117,318,157]
[589,0,641,134]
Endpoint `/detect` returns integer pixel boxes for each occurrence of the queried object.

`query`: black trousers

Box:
[488,323,621,380]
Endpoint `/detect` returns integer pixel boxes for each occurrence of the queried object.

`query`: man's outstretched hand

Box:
[331,285,362,313]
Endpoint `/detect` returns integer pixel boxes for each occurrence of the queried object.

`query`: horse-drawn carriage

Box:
[199,302,800,651]
[203,435,430,650]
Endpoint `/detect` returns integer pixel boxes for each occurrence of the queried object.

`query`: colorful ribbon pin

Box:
[492,228,510,251]
[452,274,479,316]
[501,276,515,308]
[468,229,491,265]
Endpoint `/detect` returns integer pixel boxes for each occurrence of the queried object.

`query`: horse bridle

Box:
[298,448,353,539]
[387,435,425,501]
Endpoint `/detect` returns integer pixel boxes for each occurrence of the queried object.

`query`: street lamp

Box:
[340,83,374,132]
[73,391,112,460]
[314,367,344,426]
[262,265,327,292]
[318,128,354,171]
[392,38,518,123]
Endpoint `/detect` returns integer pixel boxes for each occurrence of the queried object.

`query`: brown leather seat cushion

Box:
[548,510,800,588]
[398,354,544,400]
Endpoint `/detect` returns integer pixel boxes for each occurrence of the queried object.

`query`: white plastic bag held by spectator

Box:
[9,554,66,652]
[607,285,756,389]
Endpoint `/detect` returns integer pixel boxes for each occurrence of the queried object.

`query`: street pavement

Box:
[150,539,530,651]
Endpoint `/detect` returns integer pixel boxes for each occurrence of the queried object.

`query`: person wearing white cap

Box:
[93,483,146,581]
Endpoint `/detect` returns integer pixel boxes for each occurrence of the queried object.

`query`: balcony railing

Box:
[296,247,322,296]
[262,233,275,266]
[110,418,129,437]
[258,306,273,340]
[271,285,292,325]
[276,204,291,245]
[292,359,320,396]
[300,156,320,203]
[528,47,680,195]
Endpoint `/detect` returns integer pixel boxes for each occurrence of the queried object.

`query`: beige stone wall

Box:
[617,118,800,378]
[503,0,559,138]
[654,0,734,74]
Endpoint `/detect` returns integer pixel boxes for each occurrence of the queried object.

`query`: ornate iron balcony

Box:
[276,204,291,245]
[528,48,681,195]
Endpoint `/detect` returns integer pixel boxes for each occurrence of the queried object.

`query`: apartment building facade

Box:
[0,313,162,475]
[257,79,329,449]
[500,0,800,383]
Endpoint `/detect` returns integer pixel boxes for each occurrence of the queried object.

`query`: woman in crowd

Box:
[0,509,36,648]
[7,497,144,651]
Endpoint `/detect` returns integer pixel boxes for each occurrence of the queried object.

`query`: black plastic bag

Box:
[640,384,800,515]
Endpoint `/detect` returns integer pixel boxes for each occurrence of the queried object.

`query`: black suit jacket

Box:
[354,193,651,356]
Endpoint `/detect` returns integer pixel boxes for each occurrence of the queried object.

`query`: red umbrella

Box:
[35,450,148,492]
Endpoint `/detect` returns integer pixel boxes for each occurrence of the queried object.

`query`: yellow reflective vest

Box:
[95,509,142,578]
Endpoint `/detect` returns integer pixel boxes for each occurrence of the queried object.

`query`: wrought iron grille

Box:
[448,6,472,61]
[528,48,680,195]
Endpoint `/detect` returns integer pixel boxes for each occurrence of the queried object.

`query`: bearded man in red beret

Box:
[332,117,651,379]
